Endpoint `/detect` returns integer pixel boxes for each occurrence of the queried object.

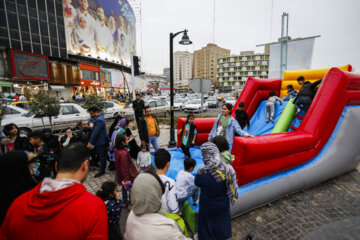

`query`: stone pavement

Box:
[84,126,360,240]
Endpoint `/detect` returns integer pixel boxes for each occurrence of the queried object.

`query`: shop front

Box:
[100,69,113,99]
[74,63,101,99]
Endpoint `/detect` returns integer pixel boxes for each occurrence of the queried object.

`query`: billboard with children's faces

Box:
[63,0,136,66]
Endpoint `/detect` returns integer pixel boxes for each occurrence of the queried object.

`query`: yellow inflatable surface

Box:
[279,64,352,98]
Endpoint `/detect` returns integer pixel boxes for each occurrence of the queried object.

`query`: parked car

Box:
[173,98,187,111]
[103,101,126,119]
[1,103,89,136]
[224,97,237,106]
[184,99,208,113]
[145,99,170,118]
[3,105,29,121]
[9,101,32,110]
[207,97,219,108]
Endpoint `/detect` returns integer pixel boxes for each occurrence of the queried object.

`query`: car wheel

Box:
[164,111,169,118]
[19,127,32,137]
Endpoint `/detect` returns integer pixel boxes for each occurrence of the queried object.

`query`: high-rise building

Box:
[193,43,230,84]
[174,51,193,88]
[216,46,270,91]
[163,67,170,83]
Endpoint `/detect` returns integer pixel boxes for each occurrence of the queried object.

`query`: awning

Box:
[50,85,66,91]
[0,81,12,87]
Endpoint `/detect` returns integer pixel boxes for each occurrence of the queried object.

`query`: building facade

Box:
[0,0,136,100]
[193,43,230,84]
[173,51,193,88]
[216,47,270,91]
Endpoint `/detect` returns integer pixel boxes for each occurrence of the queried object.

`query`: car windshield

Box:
[190,99,201,104]
[24,112,34,117]
[208,97,216,101]
[228,97,236,100]
[175,99,182,103]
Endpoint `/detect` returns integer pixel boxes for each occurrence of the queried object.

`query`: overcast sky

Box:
[136,0,360,74]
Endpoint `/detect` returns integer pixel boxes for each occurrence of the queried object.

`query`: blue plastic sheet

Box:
[247,100,288,136]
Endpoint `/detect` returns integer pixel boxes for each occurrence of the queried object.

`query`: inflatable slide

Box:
[174,65,360,218]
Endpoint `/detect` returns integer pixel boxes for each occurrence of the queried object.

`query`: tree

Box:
[82,94,106,112]
[29,93,61,131]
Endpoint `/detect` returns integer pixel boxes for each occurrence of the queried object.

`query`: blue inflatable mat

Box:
[247,100,288,136]
[151,146,204,212]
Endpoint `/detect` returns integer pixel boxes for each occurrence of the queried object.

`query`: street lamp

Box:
[168,29,192,148]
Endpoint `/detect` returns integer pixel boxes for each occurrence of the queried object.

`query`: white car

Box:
[173,98,187,111]
[224,97,237,106]
[1,103,89,135]
[184,99,208,113]
[3,105,29,121]
[103,101,125,119]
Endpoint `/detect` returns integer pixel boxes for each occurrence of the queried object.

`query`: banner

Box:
[63,0,136,66]
[10,50,50,80]
[268,38,315,78]
[110,69,124,88]
[100,69,111,87]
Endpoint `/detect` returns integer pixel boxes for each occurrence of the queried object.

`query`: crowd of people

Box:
[0,77,321,239]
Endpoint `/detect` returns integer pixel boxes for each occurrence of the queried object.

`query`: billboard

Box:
[10,50,50,80]
[268,38,315,78]
[63,0,136,66]
[79,63,101,87]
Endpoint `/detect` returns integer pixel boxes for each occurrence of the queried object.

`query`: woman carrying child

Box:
[96,181,123,240]
[195,142,239,240]
[178,114,197,159]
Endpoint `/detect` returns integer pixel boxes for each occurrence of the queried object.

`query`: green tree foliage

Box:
[30,93,61,131]
[82,94,106,112]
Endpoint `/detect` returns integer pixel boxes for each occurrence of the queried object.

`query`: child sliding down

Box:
[266,91,283,123]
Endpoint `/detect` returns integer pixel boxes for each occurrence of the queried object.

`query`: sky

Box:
[136,0,360,75]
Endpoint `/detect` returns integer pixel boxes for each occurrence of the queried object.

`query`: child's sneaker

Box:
[295,108,301,116]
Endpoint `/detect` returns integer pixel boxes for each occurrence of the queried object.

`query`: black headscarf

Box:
[0,151,37,225]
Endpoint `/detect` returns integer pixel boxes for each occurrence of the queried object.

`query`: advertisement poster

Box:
[10,50,50,80]
[63,0,136,66]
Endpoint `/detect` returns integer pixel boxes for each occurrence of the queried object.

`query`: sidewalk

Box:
[130,124,174,150]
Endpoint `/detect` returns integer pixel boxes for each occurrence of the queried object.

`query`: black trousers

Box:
[108,223,122,240]
[181,143,191,158]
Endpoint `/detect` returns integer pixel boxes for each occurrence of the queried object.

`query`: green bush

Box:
[82,95,106,112]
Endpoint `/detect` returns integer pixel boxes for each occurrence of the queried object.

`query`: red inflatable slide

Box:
[178,67,360,187]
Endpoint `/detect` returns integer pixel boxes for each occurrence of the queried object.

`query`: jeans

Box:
[148,136,159,151]
[294,97,313,112]
[181,143,191,158]
[177,185,200,211]
[96,144,108,173]
[122,186,129,204]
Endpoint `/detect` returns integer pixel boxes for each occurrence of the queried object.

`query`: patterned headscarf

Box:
[197,142,239,204]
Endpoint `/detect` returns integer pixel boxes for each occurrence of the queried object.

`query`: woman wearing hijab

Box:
[0,151,37,225]
[125,173,190,240]
[195,142,239,240]
[108,117,126,170]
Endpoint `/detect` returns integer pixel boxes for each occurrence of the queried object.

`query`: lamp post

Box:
[168,29,192,148]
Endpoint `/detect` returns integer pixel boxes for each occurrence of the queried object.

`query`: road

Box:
[174,104,222,118]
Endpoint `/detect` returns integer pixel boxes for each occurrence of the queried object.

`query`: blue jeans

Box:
[294,97,312,113]
[177,185,200,211]
[148,136,159,151]
[95,144,108,173]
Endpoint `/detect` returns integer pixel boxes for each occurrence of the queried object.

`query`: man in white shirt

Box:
[94,5,113,60]
[155,149,179,214]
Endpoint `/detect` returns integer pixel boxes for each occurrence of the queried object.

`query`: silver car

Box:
[145,99,170,118]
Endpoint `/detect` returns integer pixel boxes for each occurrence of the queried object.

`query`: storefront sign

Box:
[10,50,50,80]
[100,70,112,88]
[110,69,124,88]
[79,63,101,87]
